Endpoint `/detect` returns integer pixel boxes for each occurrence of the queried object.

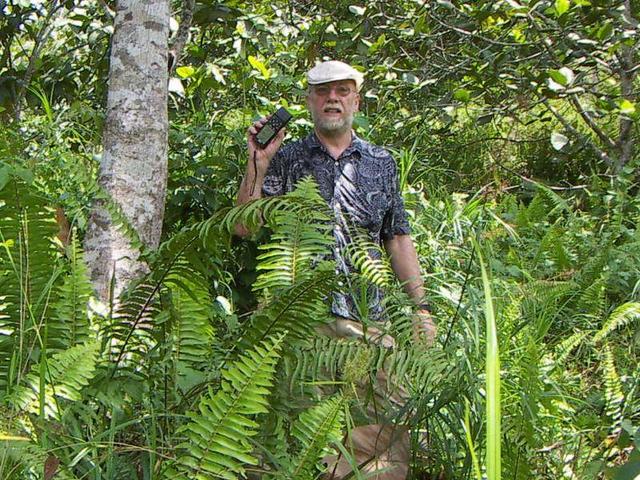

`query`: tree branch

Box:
[617,0,638,168]
[168,0,195,73]
[13,0,64,122]
[541,98,613,167]
[567,95,617,151]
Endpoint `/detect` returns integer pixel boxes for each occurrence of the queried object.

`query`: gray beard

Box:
[312,111,354,136]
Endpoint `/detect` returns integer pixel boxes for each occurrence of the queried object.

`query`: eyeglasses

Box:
[311,84,355,97]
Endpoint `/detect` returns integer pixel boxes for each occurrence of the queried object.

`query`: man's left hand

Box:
[413,309,436,346]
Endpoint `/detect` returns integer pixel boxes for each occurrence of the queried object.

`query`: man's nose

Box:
[327,88,340,100]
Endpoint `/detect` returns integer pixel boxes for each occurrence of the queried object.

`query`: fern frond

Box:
[102,280,160,367]
[287,396,345,480]
[594,302,640,343]
[576,277,607,317]
[602,344,624,436]
[173,334,286,480]
[254,209,333,292]
[554,331,590,365]
[533,183,569,217]
[240,268,336,349]
[167,275,215,366]
[49,234,93,350]
[343,229,393,288]
[8,341,100,418]
[213,177,331,238]
[0,173,59,388]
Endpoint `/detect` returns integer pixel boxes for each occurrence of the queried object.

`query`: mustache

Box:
[323,102,343,112]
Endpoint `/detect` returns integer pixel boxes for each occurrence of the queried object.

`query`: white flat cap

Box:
[307,61,364,91]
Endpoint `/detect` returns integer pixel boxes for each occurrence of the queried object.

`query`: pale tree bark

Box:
[84,0,170,302]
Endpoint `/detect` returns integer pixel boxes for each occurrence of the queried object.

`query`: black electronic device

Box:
[255,107,292,148]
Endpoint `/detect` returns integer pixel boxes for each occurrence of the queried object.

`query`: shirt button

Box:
[334,161,339,166]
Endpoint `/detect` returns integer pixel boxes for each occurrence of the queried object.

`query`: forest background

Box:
[0,0,639,479]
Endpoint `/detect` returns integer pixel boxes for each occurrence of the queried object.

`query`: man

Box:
[236,60,434,478]
[236,60,435,344]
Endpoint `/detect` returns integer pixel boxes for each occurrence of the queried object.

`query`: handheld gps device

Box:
[255,107,292,148]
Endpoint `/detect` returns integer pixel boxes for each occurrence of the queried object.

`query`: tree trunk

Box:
[84,0,169,302]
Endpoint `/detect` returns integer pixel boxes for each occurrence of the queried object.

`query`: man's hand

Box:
[235,115,287,237]
[413,309,436,346]
[247,115,286,172]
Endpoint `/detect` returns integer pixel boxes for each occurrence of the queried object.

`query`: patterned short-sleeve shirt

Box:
[262,132,411,321]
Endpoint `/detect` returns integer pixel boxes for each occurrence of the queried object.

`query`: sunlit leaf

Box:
[551,132,569,150]
[348,5,365,15]
[549,68,574,86]
[176,66,195,79]
[555,0,570,15]
[454,88,471,102]
[547,77,565,91]
[168,77,185,95]
[618,99,636,115]
[248,55,271,79]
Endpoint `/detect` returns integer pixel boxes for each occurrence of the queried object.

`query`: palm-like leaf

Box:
[240,268,336,349]
[287,396,345,480]
[8,341,100,418]
[171,333,285,480]
[594,302,640,343]
[0,173,59,389]
[49,235,93,350]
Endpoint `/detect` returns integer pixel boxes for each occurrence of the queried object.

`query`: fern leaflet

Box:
[172,333,286,479]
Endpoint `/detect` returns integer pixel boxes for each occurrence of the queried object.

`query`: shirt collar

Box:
[305,131,364,159]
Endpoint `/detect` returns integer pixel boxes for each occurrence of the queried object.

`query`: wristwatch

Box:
[417,302,432,312]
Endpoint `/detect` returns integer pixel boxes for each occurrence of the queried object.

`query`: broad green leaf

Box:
[551,132,569,150]
[597,22,614,40]
[176,66,196,79]
[618,99,636,115]
[547,77,565,91]
[549,68,574,86]
[454,88,471,102]
[555,0,570,15]
[248,55,271,79]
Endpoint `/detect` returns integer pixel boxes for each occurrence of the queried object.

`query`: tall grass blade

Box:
[475,240,501,480]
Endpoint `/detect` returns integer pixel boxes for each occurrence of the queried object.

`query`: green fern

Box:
[286,396,345,480]
[8,341,100,418]
[602,344,624,436]
[0,171,60,389]
[102,280,161,367]
[215,177,332,238]
[240,268,336,349]
[167,274,215,366]
[343,229,393,288]
[48,234,93,350]
[171,333,286,480]
[594,302,640,343]
[254,208,333,292]
[576,277,607,317]
[554,331,590,365]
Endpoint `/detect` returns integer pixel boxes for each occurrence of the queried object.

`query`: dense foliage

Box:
[1,0,639,479]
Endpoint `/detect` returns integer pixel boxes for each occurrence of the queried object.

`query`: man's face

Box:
[307,80,360,135]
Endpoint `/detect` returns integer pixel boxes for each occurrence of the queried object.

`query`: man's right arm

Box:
[234,116,286,237]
